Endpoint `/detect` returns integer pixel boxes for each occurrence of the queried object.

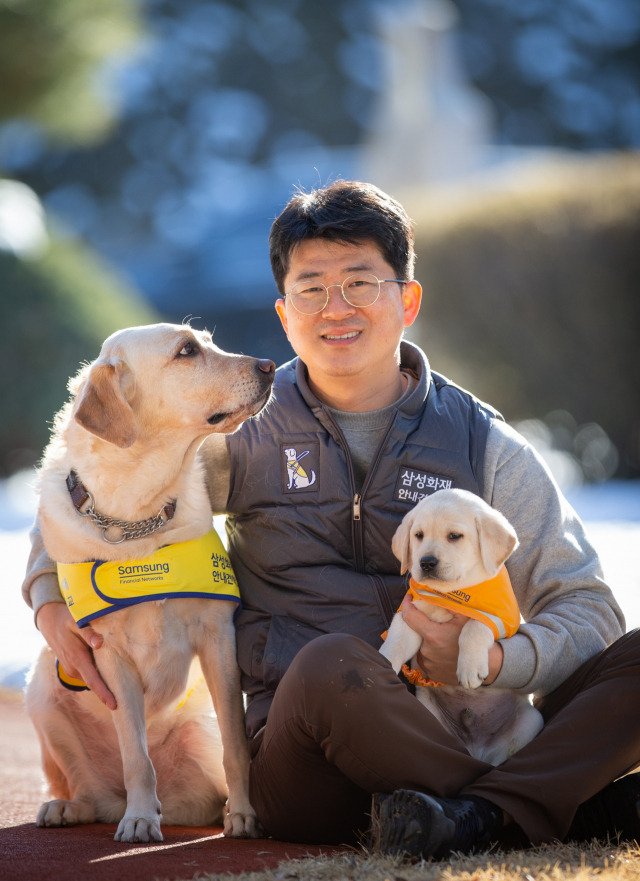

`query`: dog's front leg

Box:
[198,632,260,838]
[456,619,495,689]
[97,652,163,843]
[380,612,423,673]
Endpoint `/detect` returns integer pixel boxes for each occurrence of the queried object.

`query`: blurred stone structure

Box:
[362,0,494,190]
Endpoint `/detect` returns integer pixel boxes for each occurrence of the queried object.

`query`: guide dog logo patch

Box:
[282,443,319,492]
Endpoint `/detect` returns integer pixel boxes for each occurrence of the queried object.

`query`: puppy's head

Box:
[72,323,275,448]
[391,488,518,591]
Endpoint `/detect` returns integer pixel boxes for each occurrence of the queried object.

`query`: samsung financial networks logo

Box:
[117,562,170,577]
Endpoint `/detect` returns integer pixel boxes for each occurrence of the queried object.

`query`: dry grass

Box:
[159,839,640,881]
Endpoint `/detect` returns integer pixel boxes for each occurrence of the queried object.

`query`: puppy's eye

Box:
[448,532,463,542]
[414,530,424,541]
[178,340,198,357]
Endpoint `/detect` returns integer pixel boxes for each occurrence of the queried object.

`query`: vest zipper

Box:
[354,417,399,573]
[315,407,364,567]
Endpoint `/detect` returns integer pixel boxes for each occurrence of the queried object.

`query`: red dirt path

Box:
[0,693,349,881]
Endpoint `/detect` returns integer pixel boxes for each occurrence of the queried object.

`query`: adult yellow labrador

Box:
[27,323,274,842]
[381,489,543,766]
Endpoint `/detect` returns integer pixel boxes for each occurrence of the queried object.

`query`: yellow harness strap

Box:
[55,528,239,694]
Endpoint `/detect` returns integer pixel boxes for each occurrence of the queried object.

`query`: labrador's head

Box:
[391,488,518,591]
[71,323,275,448]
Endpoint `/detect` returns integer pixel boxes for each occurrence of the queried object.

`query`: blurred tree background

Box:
[1,0,639,479]
[0,0,157,473]
[405,154,640,483]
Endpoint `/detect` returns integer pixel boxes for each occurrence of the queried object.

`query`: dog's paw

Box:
[223,810,263,838]
[36,798,93,827]
[457,659,487,690]
[115,814,163,843]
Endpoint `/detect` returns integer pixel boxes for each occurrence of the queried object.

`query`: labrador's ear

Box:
[475,507,518,577]
[391,509,416,575]
[74,359,137,448]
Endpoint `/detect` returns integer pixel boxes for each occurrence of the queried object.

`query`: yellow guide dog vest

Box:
[56,529,239,691]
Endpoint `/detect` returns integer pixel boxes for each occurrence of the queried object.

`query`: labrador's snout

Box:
[420,555,439,574]
[254,359,276,394]
[257,359,276,375]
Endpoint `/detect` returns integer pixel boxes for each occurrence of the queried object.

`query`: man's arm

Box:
[199,433,232,513]
[22,524,117,708]
[484,419,625,696]
[404,420,624,693]
[22,524,62,620]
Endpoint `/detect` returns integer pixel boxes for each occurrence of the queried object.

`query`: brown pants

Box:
[248,630,640,845]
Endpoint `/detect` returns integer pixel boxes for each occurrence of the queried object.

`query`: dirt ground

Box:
[0,691,348,881]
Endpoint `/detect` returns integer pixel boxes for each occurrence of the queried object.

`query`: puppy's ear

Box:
[391,511,415,574]
[74,359,137,448]
[475,508,519,577]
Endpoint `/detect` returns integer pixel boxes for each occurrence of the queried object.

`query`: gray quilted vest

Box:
[225,341,499,736]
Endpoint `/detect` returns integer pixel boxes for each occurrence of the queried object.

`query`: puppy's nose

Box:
[258,359,276,375]
[420,555,439,574]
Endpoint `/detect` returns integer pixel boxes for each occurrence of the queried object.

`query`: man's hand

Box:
[400,595,504,687]
[36,602,117,710]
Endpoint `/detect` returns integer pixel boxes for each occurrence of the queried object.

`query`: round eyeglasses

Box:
[284,274,408,315]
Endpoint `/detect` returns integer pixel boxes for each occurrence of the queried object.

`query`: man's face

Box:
[275,238,421,408]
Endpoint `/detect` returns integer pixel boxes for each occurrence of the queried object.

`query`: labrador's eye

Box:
[178,340,198,357]
[448,532,463,542]
[414,530,424,541]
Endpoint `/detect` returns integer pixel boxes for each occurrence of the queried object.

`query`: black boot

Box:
[567,773,640,842]
[371,789,503,860]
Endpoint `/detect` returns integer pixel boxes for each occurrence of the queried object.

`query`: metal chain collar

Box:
[66,470,175,544]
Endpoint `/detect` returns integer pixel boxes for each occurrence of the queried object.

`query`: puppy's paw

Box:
[36,798,94,827]
[223,809,263,838]
[457,656,488,690]
[115,813,163,843]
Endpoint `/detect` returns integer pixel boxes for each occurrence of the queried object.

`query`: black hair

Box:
[269,180,416,293]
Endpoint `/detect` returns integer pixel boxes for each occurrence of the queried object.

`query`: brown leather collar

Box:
[65,470,92,511]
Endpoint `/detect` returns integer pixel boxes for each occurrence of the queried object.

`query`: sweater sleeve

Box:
[482,420,625,697]
[21,521,64,622]
[199,433,233,514]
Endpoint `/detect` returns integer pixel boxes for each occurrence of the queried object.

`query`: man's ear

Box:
[275,298,289,336]
[74,359,137,448]
[402,280,422,328]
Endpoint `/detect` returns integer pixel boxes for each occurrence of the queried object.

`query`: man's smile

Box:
[322,330,361,341]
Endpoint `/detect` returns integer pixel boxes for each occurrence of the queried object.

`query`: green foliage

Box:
[407,154,640,477]
[0,232,158,475]
[0,0,141,143]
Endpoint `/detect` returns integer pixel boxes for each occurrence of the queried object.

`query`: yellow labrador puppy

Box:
[26,323,274,842]
[381,489,543,765]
